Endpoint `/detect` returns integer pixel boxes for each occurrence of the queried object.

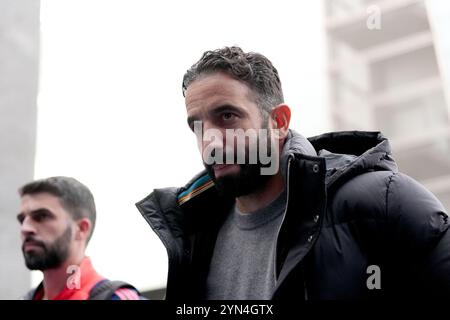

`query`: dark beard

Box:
[206,163,272,197]
[22,225,72,271]
[204,128,275,198]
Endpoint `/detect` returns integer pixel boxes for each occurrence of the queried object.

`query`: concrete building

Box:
[325,0,450,210]
[0,0,40,299]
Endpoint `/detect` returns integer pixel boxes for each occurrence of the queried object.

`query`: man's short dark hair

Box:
[182,46,284,120]
[19,176,96,243]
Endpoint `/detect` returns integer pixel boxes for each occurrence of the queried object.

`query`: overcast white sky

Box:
[33,0,328,290]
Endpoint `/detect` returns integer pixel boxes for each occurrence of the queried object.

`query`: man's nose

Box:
[20,216,37,238]
[201,122,225,149]
[202,135,224,152]
[199,123,227,164]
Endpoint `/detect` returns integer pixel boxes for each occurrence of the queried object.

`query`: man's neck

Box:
[41,254,84,300]
[235,170,285,214]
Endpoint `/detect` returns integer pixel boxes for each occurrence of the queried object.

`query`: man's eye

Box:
[33,213,48,222]
[222,112,236,121]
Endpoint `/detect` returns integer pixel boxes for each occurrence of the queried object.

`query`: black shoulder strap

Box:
[88,279,139,300]
[22,282,44,300]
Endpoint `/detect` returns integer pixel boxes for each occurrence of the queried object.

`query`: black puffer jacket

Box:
[136,130,450,299]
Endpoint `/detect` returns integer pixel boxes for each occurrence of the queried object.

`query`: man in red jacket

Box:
[18,176,141,300]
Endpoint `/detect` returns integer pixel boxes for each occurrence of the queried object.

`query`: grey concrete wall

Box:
[0,0,40,299]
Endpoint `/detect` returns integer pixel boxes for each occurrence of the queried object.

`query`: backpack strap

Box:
[22,282,44,300]
[88,279,140,300]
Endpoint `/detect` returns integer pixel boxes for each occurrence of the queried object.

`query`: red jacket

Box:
[27,257,140,300]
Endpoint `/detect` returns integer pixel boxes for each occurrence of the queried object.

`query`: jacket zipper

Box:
[272,155,309,301]
[273,156,292,282]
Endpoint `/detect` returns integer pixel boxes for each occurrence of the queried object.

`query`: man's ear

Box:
[75,218,92,243]
[270,104,291,140]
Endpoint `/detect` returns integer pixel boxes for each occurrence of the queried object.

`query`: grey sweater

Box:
[204,190,287,300]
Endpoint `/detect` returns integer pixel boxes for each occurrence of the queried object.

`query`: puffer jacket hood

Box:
[307,130,398,188]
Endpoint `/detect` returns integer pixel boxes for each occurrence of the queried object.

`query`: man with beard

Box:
[18,176,141,300]
[136,46,450,300]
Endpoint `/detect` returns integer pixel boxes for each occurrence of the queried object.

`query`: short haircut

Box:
[19,176,96,243]
[182,46,284,121]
